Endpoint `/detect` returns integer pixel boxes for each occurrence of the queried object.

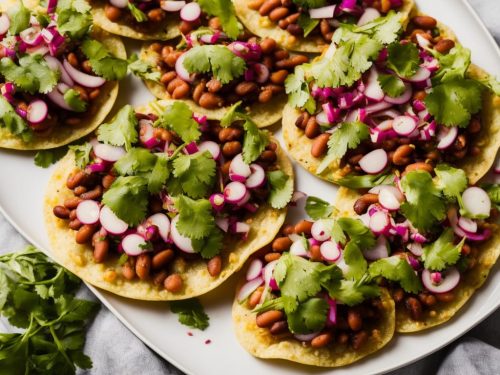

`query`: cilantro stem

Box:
[49,324,75,371]
[18,268,64,285]
[168,143,186,160]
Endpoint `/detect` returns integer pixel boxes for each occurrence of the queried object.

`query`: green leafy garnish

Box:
[182,45,246,84]
[285,66,316,113]
[56,0,92,39]
[293,0,327,7]
[0,247,98,373]
[81,39,128,81]
[482,183,500,210]
[317,121,370,174]
[329,279,380,306]
[197,0,241,39]
[172,151,216,198]
[431,44,471,83]
[113,148,157,176]
[297,14,319,37]
[34,147,68,168]
[369,256,422,293]
[335,173,394,189]
[7,1,30,35]
[434,164,467,202]
[0,55,59,94]
[63,89,88,112]
[267,170,293,209]
[148,155,170,194]
[97,105,138,151]
[421,228,464,271]
[127,1,148,22]
[174,196,216,240]
[170,298,209,330]
[69,142,92,169]
[127,54,161,82]
[192,226,224,259]
[156,101,201,143]
[342,242,367,280]
[0,96,31,142]
[336,217,376,249]
[305,196,334,220]
[286,298,329,334]
[386,42,420,78]
[378,73,406,97]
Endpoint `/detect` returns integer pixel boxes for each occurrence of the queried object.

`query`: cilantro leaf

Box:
[297,14,319,37]
[329,279,380,306]
[101,176,148,225]
[34,147,68,168]
[378,73,406,97]
[0,96,31,142]
[431,44,471,83]
[182,45,246,84]
[317,121,370,173]
[242,118,269,164]
[293,0,327,8]
[421,228,464,271]
[69,143,92,169]
[156,101,201,143]
[56,0,92,39]
[0,55,59,94]
[64,89,88,112]
[482,183,500,210]
[425,78,484,127]
[287,298,328,334]
[127,2,148,22]
[305,196,334,220]
[113,148,157,176]
[170,298,209,330]
[336,217,376,249]
[127,54,161,82]
[148,155,170,194]
[97,105,138,151]
[7,1,30,35]
[386,42,419,78]
[192,226,224,259]
[81,39,128,80]
[400,170,446,232]
[174,196,215,239]
[172,152,216,198]
[267,170,293,209]
[285,66,316,113]
[343,242,368,281]
[335,173,395,189]
[434,164,467,201]
[197,0,241,39]
[369,256,422,293]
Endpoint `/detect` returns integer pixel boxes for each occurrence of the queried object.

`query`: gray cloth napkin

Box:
[1,1,499,374]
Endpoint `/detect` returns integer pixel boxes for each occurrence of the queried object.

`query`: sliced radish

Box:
[368,185,404,201]
[237,277,263,302]
[253,63,269,83]
[436,126,458,150]
[357,7,380,25]
[0,14,10,36]
[311,220,331,242]
[378,188,401,211]
[171,215,195,253]
[406,67,431,83]
[198,141,221,160]
[422,267,460,294]
[20,26,43,46]
[246,259,263,281]
[358,149,388,174]
[391,116,416,137]
[320,241,341,262]
[362,235,389,261]
[76,200,100,225]
[365,101,393,115]
[161,0,186,11]
[47,83,73,111]
[245,164,266,189]
[176,52,195,83]
[209,193,225,211]
[180,2,201,21]
[110,0,128,8]
[369,211,390,234]
[93,142,126,162]
[229,154,251,181]
[44,55,74,86]
[26,100,48,124]
[99,205,128,235]
[364,68,384,101]
[458,216,477,233]
[309,5,336,19]
[147,213,170,242]
[224,181,248,203]
[263,260,279,290]
[462,187,491,217]
[121,234,148,256]
[63,60,106,88]
[407,242,423,257]
[415,33,431,48]
[215,216,229,232]
[290,239,308,257]
[139,119,160,149]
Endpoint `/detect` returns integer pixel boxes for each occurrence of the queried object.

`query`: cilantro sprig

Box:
[0,96,32,142]
[0,55,59,94]
[170,298,209,330]
[197,0,241,39]
[369,256,422,293]
[155,101,201,144]
[267,170,294,210]
[56,0,93,39]
[81,39,128,81]
[421,228,464,271]
[97,105,138,151]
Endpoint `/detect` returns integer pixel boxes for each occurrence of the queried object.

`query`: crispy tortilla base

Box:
[334,187,500,332]
[0,27,125,150]
[44,102,293,300]
[233,0,414,53]
[139,44,288,128]
[90,0,181,41]
[232,285,395,367]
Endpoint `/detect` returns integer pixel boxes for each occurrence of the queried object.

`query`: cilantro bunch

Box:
[0,247,98,374]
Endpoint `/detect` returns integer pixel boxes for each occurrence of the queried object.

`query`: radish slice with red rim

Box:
[245,164,266,189]
[392,115,417,136]
[0,14,10,36]
[147,213,170,242]
[263,260,279,290]
[20,26,43,45]
[161,0,186,12]
[229,154,251,179]
[320,241,341,262]
[407,242,423,257]
[175,53,195,83]
[290,239,308,257]
[369,185,404,201]
[110,0,128,8]
[237,277,263,302]
[406,67,431,83]
[63,60,106,88]
[364,68,384,101]
[311,220,331,242]
[362,235,389,261]
[170,215,195,253]
[121,233,148,256]
[93,142,126,162]
[357,7,380,25]
[198,141,221,160]
[421,267,460,294]
[76,200,100,225]
[246,259,263,281]
[224,181,248,203]
[139,120,160,149]
[437,126,458,150]
[358,149,388,174]
[44,55,74,86]
[369,211,390,234]
[99,205,128,235]
[180,2,201,21]
[462,187,491,218]
[26,100,48,124]
[378,188,401,211]
[458,216,477,233]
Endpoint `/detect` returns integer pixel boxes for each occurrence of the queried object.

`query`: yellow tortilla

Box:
[139,44,288,128]
[334,187,500,332]
[282,18,500,184]
[0,28,125,150]
[44,102,294,300]
[234,0,414,53]
[232,284,395,367]
[90,0,181,41]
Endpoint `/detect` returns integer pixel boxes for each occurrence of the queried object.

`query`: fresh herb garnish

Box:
[369,256,422,293]
[56,0,93,39]
[81,39,128,81]
[267,170,294,209]
[421,228,464,271]
[97,105,138,151]
[197,0,241,39]
[170,298,209,331]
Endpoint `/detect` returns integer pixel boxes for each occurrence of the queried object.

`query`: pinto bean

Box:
[353,193,379,215]
[260,38,277,54]
[405,296,423,320]
[80,185,103,200]
[259,0,281,16]
[69,219,82,230]
[258,89,273,103]
[172,82,190,99]
[206,79,222,93]
[273,49,289,61]
[64,197,82,210]
[104,4,121,22]
[222,141,242,158]
[102,174,116,189]
[272,237,292,252]
[167,78,184,94]
[207,255,222,277]
[219,128,243,142]
[165,274,183,292]
[418,293,437,307]
[235,82,259,96]
[249,0,265,10]
[192,82,205,103]
[311,332,332,348]
[412,16,437,29]
[347,309,363,331]
[69,209,77,220]
[392,144,414,166]
[92,234,109,263]
[256,310,284,328]
[198,92,223,109]
[161,71,177,85]
[153,270,168,286]
[75,224,97,244]
[380,0,392,13]
[67,170,87,189]
[351,331,368,350]
[135,254,151,280]
[304,117,319,138]
[122,262,136,280]
[269,320,288,335]
[434,39,455,54]
[435,292,455,303]
[270,70,288,85]
[320,19,331,36]
[337,332,349,345]
[405,162,433,174]
[259,150,277,163]
[468,118,481,134]
[295,113,309,129]
[248,287,263,309]
[152,249,174,270]
[275,55,309,69]
[392,288,405,303]
[309,245,322,261]
[294,220,313,235]
[53,206,70,219]
[264,252,281,262]
[287,24,302,36]
[269,7,289,22]
[311,133,330,158]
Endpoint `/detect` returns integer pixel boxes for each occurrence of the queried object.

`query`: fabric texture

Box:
[0,1,499,373]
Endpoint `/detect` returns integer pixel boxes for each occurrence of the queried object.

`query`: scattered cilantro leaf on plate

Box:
[34,147,68,168]
[421,228,464,271]
[267,170,293,209]
[170,298,209,330]
[97,105,138,151]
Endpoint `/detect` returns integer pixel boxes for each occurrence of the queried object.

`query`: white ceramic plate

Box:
[1,0,499,373]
